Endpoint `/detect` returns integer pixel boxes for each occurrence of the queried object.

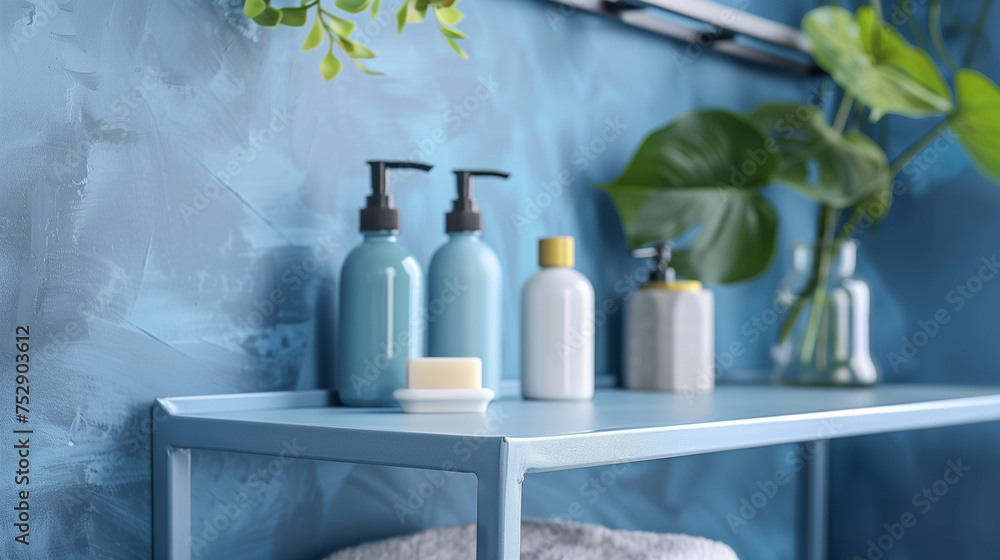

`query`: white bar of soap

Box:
[406,357,482,389]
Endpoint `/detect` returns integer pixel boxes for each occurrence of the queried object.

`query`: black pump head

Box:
[632,242,675,283]
[361,161,433,231]
[447,170,510,232]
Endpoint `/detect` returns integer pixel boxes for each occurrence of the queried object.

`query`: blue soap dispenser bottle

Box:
[337,160,432,407]
[427,170,509,399]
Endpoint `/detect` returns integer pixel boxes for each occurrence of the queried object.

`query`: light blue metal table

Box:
[152,385,1000,560]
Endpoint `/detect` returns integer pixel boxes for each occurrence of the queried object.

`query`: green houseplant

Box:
[243,0,468,80]
[601,3,1000,384]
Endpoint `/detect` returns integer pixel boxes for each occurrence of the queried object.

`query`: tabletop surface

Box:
[164,384,1000,440]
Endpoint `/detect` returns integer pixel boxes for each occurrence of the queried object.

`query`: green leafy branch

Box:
[397,0,468,58]
[243,0,468,81]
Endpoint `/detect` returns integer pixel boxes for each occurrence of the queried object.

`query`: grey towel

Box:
[324,518,739,560]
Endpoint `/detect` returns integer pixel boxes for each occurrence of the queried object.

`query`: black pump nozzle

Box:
[361,161,433,231]
[447,170,510,232]
[632,242,675,283]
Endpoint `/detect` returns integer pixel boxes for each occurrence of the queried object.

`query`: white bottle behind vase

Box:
[521,237,595,400]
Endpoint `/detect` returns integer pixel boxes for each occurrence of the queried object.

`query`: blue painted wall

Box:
[2,0,998,559]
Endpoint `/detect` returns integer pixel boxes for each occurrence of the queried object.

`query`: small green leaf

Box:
[370,0,381,17]
[253,6,283,26]
[301,16,324,50]
[244,0,267,18]
[445,36,467,58]
[952,69,1000,183]
[396,0,409,33]
[599,110,781,283]
[339,37,375,58]
[327,14,356,37]
[336,0,370,14]
[320,51,342,80]
[842,186,893,238]
[855,7,952,107]
[353,58,385,75]
[802,6,953,120]
[439,26,467,39]
[279,7,309,26]
[747,102,890,208]
[434,6,462,26]
[404,0,428,23]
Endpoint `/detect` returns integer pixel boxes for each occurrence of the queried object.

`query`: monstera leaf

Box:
[952,69,1000,183]
[803,6,952,121]
[600,110,780,284]
[747,102,890,208]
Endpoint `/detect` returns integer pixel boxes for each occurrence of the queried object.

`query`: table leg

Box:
[153,442,192,560]
[476,463,523,560]
[796,439,829,560]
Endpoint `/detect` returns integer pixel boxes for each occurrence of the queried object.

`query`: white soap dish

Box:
[393,388,494,414]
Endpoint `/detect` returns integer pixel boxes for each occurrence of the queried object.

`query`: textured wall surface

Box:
[2,0,999,559]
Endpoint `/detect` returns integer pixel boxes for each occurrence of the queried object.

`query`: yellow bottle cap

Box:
[643,280,703,292]
[539,237,574,267]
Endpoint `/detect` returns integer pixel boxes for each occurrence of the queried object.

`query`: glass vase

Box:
[773,240,879,386]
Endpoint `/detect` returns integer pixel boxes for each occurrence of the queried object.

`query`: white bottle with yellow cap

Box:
[521,236,595,400]
[625,243,715,393]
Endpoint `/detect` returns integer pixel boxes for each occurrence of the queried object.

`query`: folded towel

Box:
[324,518,739,560]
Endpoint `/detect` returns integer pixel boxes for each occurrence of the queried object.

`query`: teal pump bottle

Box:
[427,170,509,398]
[337,161,432,407]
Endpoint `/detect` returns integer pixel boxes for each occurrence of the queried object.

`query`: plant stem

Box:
[887,116,955,176]
[776,95,852,347]
[963,0,994,66]
[800,205,839,364]
[777,290,808,345]
[832,94,855,133]
[929,0,959,71]
[892,0,929,48]
[869,0,883,20]
[777,205,830,345]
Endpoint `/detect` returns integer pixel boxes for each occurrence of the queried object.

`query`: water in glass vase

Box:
[773,240,879,386]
